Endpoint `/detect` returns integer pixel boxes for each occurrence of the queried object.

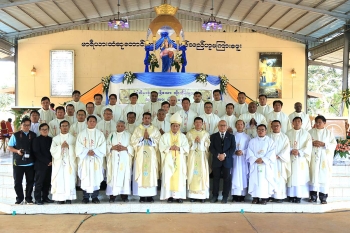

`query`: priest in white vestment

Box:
[199,102,220,135]
[221,103,237,134]
[49,106,67,137]
[246,124,276,205]
[161,101,172,122]
[212,89,226,117]
[268,120,291,202]
[122,93,144,125]
[86,102,102,122]
[38,97,55,124]
[308,116,336,204]
[288,102,311,130]
[190,91,205,116]
[30,111,40,136]
[69,110,87,137]
[76,115,106,204]
[50,120,77,204]
[285,117,312,203]
[265,100,292,134]
[234,92,249,117]
[106,121,134,202]
[169,96,182,115]
[131,112,161,203]
[231,120,250,202]
[65,104,77,125]
[67,90,86,111]
[152,109,170,134]
[143,91,162,120]
[96,108,117,139]
[186,117,210,202]
[239,102,267,138]
[125,112,138,134]
[257,94,273,118]
[160,112,190,202]
[177,98,197,134]
[93,93,105,118]
[101,94,123,123]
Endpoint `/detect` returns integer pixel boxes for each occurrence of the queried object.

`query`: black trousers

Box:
[34,167,52,201]
[212,165,231,198]
[13,165,35,202]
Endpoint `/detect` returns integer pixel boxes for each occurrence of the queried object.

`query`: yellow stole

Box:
[170,131,181,191]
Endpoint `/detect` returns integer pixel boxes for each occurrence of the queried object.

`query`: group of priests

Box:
[8,89,336,205]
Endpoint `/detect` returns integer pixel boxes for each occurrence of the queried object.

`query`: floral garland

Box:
[196,73,208,84]
[335,138,350,158]
[172,53,183,72]
[123,71,137,84]
[219,75,229,94]
[102,74,112,93]
[148,53,159,72]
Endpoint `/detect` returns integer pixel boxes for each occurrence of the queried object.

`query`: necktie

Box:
[221,133,224,140]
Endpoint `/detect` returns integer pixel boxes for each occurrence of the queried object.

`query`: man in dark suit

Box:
[33,123,54,205]
[209,120,236,203]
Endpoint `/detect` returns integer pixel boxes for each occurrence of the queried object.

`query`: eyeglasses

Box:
[23,124,31,127]
[40,128,49,131]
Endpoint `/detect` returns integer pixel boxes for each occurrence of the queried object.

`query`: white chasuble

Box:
[143,102,162,120]
[266,111,292,134]
[231,132,250,196]
[246,136,276,198]
[87,114,102,123]
[131,124,161,196]
[101,105,123,123]
[159,131,189,200]
[285,128,312,198]
[190,101,205,116]
[257,105,273,118]
[67,100,86,112]
[152,118,171,133]
[289,112,312,131]
[169,105,182,115]
[38,108,55,124]
[212,100,226,117]
[76,128,106,193]
[186,129,210,199]
[268,132,291,199]
[199,113,220,135]
[125,122,138,135]
[308,128,336,194]
[93,104,105,117]
[123,104,144,125]
[65,115,77,125]
[69,121,87,137]
[239,112,267,138]
[234,103,248,117]
[106,131,134,196]
[221,115,237,134]
[96,120,117,139]
[48,118,65,137]
[50,133,77,201]
[177,109,197,133]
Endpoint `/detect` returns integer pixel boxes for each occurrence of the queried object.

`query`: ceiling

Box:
[0,0,349,64]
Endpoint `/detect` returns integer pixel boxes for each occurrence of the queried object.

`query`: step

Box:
[0,172,13,185]
[0,164,13,173]
[329,187,350,197]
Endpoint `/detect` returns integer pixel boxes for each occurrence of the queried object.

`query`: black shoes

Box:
[309,191,318,203]
[92,197,100,204]
[35,201,43,205]
[190,198,196,202]
[26,200,34,205]
[276,199,283,203]
[177,199,183,203]
[15,200,23,205]
[139,197,146,203]
[57,201,65,204]
[210,196,218,203]
[66,200,72,204]
[260,199,267,205]
[147,197,154,203]
[167,197,174,203]
[82,198,89,204]
[200,199,205,203]
[221,197,228,204]
[42,198,54,203]
[252,198,259,204]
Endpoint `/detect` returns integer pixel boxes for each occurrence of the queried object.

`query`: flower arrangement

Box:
[123,71,137,84]
[219,75,229,94]
[342,88,350,110]
[335,138,350,158]
[172,53,183,72]
[102,74,111,93]
[196,73,208,84]
[148,53,159,72]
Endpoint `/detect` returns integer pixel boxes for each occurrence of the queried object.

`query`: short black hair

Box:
[213,89,221,95]
[226,103,234,108]
[273,100,283,107]
[315,115,326,123]
[39,123,49,130]
[143,112,151,118]
[235,119,245,126]
[194,91,202,96]
[161,101,170,107]
[66,104,74,109]
[257,124,267,130]
[103,108,113,114]
[238,92,246,96]
[182,97,190,103]
[259,94,267,99]
[77,109,86,115]
[50,103,55,108]
[109,94,117,99]
[292,116,303,122]
[59,120,70,127]
[86,102,94,108]
[21,117,31,124]
[55,106,65,112]
[271,120,281,125]
[72,90,81,96]
[41,96,50,102]
[30,110,40,117]
[194,117,203,123]
[87,115,97,122]
[127,112,136,117]
[151,91,158,95]
[94,94,103,99]
[130,93,139,98]
[204,101,213,106]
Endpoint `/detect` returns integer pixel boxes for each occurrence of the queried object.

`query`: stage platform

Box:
[1,151,350,215]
